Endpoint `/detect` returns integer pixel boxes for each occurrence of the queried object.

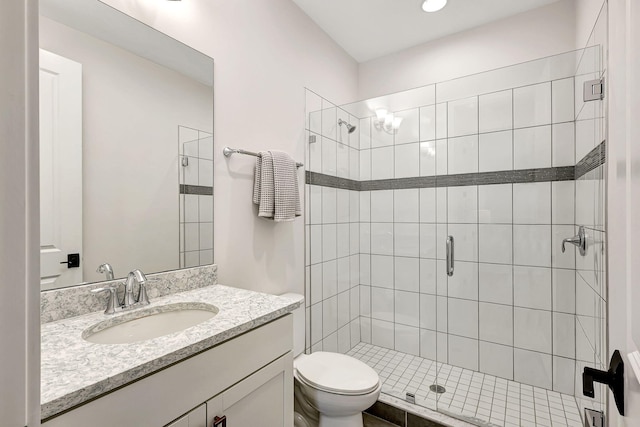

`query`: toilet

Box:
[281,294,381,427]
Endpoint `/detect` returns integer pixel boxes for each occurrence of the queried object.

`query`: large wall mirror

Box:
[39,0,214,290]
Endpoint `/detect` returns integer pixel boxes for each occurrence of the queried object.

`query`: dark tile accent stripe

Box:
[575,140,606,179]
[306,167,575,191]
[406,413,446,427]
[306,171,360,191]
[180,184,213,195]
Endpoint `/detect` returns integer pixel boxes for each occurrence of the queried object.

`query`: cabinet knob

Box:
[213,415,227,427]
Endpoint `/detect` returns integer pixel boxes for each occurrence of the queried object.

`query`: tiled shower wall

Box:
[355,58,580,395]
[179,126,214,268]
[304,93,362,354]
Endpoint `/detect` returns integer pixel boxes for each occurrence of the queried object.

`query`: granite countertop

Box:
[41,284,303,420]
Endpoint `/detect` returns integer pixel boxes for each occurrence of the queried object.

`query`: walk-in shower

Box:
[304,8,607,425]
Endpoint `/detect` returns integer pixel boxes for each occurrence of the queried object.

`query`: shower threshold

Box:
[348,343,583,427]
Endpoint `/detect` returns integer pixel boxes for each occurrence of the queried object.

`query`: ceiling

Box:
[291,0,562,63]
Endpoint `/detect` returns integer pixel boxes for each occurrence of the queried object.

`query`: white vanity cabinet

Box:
[43,315,294,427]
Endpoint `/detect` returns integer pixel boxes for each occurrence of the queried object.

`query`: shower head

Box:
[338,118,357,134]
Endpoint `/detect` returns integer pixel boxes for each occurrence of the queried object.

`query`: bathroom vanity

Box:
[41,283,302,427]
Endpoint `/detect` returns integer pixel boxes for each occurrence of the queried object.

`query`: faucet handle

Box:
[91,286,120,315]
[137,282,150,306]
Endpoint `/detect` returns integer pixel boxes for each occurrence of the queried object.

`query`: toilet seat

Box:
[295,352,379,396]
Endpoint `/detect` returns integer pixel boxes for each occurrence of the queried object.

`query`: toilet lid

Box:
[295,352,379,395]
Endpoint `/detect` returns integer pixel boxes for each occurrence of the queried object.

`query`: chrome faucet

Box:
[562,226,587,256]
[92,269,150,315]
[96,263,115,280]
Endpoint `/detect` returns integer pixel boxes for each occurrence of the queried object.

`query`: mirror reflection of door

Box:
[39,49,83,290]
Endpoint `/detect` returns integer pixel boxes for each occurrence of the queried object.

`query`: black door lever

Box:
[583,350,624,415]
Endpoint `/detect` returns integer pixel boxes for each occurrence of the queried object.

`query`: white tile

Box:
[437,296,448,332]
[395,223,420,257]
[360,317,372,344]
[514,82,552,128]
[322,260,337,299]
[552,268,576,314]
[360,285,371,316]
[437,332,449,361]
[448,298,478,339]
[514,307,552,353]
[310,303,323,344]
[436,139,448,175]
[309,132,322,173]
[420,329,437,360]
[394,108,420,145]
[181,138,198,157]
[371,146,394,179]
[552,122,575,167]
[478,184,512,223]
[360,254,371,285]
[513,126,552,170]
[479,89,512,133]
[448,135,479,174]
[513,225,551,267]
[337,223,350,258]
[371,287,394,322]
[395,143,420,178]
[322,224,337,261]
[419,141,437,176]
[371,319,395,348]
[336,142,349,178]
[337,291,350,329]
[350,319,361,348]
[360,149,371,180]
[337,325,351,354]
[479,302,513,346]
[449,336,479,370]
[336,189,349,223]
[514,348,552,389]
[184,194,199,223]
[479,263,513,305]
[360,192,371,222]
[184,251,199,268]
[350,255,360,287]
[321,137,337,176]
[310,264,323,304]
[480,341,514,380]
[552,225,577,269]
[553,312,575,358]
[552,78,575,124]
[436,102,448,139]
[370,223,393,255]
[420,294,437,329]
[322,187,337,224]
[419,188,436,223]
[349,224,359,256]
[182,157,198,185]
[372,123,394,148]
[371,190,393,222]
[395,290,420,327]
[323,296,338,337]
[514,266,552,310]
[359,117,371,149]
[447,224,478,262]
[349,147,360,180]
[448,186,478,223]
[309,186,322,224]
[322,102,337,140]
[371,255,394,288]
[420,105,436,141]
[394,189,419,222]
[479,131,512,173]
[394,256,420,292]
[479,224,513,264]
[199,249,213,265]
[395,324,420,356]
[436,188,447,223]
[515,184,553,225]
[448,97,479,137]
[420,259,437,294]
[552,181,575,225]
[310,225,322,264]
[448,261,479,301]
[199,223,213,250]
[553,356,575,395]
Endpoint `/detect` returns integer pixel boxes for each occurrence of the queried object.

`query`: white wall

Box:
[0,0,40,425]
[40,17,213,283]
[575,0,606,49]
[357,0,577,100]
[99,0,359,295]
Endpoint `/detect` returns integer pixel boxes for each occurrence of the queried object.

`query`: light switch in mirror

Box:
[39,0,214,290]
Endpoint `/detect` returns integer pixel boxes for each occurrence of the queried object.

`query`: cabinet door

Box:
[165,404,206,427]
[207,353,293,427]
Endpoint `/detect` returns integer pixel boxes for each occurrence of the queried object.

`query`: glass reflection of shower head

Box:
[338,118,357,134]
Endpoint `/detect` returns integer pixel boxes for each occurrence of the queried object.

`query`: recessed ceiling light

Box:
[422,0,447,12]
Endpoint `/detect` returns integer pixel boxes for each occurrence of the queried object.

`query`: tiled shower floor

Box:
[347,343,583,427]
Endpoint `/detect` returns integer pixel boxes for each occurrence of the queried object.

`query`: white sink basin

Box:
[83,302,218,344]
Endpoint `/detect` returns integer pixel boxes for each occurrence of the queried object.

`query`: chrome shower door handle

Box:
[446,235,454,277]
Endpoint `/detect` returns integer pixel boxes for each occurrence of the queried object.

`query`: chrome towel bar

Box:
[223,146,303,168]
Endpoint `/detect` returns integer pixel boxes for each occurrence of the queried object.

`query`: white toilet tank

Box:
[280,293,305,357]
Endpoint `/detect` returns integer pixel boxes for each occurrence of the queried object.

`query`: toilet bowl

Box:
[293,352,381,427]
[279,293,381,427]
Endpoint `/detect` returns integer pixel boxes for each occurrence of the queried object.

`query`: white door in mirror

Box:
[39,50,83,290]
